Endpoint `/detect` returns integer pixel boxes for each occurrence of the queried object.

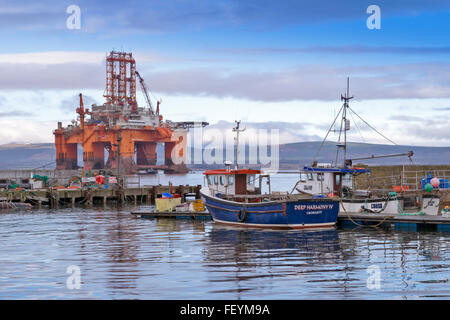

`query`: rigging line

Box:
[348,106,397,145]
[313,103,345,162]
[348,108,366,143]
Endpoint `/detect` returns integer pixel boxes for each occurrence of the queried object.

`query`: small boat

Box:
[200,121,340,229]
[0,202,32,211]
[295,78,440,216]
[295,164,440,215]
[137,168,156,175]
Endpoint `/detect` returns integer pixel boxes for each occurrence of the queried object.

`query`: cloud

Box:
[390,115,423,122]
[1,59,449,101]
[1,0,450,33]
[0,62,104,89]
[0,119,55,143]
[0,96,35,118]
[404,122,450,142]
[205,120,324,144]
[0,51,106,64]
[145,62,450,101]
[433,106,450,111]
[0,110,35,118]
[0,51,171,65]
[58,94,100,112]
[214,46,450,56]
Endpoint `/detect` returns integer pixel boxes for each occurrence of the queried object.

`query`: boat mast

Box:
[314,78,409,168]
[335,77,353,167]
[232,120,245,170]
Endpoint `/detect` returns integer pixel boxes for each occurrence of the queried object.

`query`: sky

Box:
[0,0,449,146]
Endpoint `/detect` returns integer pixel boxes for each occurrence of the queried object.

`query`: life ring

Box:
[95,175,105,184]
[237,208,247,222]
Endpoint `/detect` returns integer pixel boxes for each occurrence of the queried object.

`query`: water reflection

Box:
[206,225,340,256]
[202,226,343,298]
[1,204,449,299]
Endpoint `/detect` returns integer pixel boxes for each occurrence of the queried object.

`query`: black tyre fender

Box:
[237,207,247,222]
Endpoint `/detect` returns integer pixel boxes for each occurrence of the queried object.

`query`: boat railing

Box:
[352,169,450,201]
[401,169,450,191]
[354,174,411,193]
[123,175,141,188]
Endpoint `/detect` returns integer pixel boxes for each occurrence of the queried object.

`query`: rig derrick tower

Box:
[54,50,207,174]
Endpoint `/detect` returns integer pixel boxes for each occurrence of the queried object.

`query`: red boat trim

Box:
[203,169,261,175]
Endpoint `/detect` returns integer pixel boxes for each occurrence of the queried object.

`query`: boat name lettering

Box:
[371,203,383,209]
[306,210,322,215]
[294,204,334,211]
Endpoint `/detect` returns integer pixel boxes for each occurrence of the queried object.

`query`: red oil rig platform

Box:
[54,51,207,174]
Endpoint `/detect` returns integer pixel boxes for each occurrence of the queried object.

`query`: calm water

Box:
[0,173,449,299]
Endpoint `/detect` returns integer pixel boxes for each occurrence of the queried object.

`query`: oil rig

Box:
[54,51,207,174]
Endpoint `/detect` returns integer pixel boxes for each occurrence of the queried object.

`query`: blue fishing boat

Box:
[200,121,340,229]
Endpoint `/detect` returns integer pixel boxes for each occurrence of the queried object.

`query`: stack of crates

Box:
[192,199,205,212]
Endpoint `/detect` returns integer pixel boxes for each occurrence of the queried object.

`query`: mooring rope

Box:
[340,199,395,228]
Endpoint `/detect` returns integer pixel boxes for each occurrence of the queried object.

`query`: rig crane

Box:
[135,71,156,115]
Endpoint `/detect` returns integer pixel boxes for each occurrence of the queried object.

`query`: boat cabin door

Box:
[333,173,342,195]
[235,174,247,195]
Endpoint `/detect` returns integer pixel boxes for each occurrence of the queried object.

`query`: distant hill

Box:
[1,141,450,170]
[0,143,56,169]
[278,141,450,167]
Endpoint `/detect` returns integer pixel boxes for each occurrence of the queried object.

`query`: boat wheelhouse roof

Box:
[203,169,261,175]
[302,166,370,174]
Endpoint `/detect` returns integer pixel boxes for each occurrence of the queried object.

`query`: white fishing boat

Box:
[294,78,440,216]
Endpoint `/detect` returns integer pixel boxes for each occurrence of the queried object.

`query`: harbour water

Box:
[0,173,449,299]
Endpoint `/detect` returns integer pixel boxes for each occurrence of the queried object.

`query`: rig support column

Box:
[164,129,188,173]
[136,142,157,165]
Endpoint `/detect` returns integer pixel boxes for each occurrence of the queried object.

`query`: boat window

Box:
[219,175,225,185]
[213,175,218,185]
[228,176,234,185]
[343,173,352,181]
[335,174,341,186]
[307,173,314,181]
[248,174,255,185]
[300,173,307,182]
[207,175,212,185]
[317,173,324,181]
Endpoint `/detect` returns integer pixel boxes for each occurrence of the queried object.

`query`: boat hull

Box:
[201,192,339,229]
[340,194,440,215]
[340,198,403,214]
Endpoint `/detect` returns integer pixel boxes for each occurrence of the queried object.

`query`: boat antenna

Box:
[335,77,353,167]
[232,120,246,170]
